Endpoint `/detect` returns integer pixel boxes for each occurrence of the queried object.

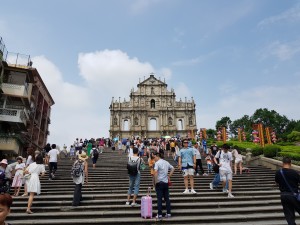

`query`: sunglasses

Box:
[183,142,188,144]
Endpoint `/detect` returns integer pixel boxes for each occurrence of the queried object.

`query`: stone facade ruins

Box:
[109,74,197,139]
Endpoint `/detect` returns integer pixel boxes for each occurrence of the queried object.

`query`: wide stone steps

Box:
[6,150,298,224]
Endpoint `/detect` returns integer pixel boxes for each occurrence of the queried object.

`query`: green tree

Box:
[206,129,216,139]
[215,116,231,130]
[229,115,252,136]
[251,108,289,135]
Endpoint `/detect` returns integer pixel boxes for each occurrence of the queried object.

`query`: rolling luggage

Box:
[141,187,152,219]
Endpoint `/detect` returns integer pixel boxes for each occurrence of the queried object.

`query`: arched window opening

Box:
[177,119,183,130]
[149,118,157,130]
[123,120,129,131]
[150,99,155,109]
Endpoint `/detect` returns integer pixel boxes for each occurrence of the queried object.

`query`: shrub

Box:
[263,145,281,158]
[251,146,263,156]
[287,131,300,142]
[278,152,300,161]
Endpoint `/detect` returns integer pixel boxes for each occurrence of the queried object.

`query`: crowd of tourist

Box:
[0,136,298,225]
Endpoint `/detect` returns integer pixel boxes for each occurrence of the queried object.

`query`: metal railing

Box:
[0,36,32,68]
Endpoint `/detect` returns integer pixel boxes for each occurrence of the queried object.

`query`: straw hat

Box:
[16,156,23,161]
[78,152,88,161]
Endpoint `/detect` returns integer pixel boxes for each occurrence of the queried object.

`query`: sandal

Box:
[21,194,28,197]
[26,209,33,214]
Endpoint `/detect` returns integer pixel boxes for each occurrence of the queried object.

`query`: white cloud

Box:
[259,40,300,61]
[174,82,192,100]
[197,84,300,130]
[258,3,300,27]
[33,50,172,146]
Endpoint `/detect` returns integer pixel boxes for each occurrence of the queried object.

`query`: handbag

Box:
[140,162,147,171]
[24,173,31,180]
[280,169,300,201]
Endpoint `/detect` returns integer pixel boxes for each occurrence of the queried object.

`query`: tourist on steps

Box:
[126,147,144,207]
[72,151,88,207]
[214,144,234,198]
[178,139,197,194]
[275,157,300,225]
[153,151,175,220]
[47,144,60,181]
[193,142,207,176]
[25,154,46,214]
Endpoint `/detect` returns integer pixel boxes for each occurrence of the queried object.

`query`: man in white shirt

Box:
[47,144,60,180]
[214,144,234,198]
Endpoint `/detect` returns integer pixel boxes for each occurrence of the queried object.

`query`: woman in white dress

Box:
[25,154,45,214]
[22,148,35,197]
[11,156,25,196]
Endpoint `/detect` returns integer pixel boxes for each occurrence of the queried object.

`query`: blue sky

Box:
[1,0,300,147]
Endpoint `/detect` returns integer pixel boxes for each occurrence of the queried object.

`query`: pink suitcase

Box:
[141,187,152,219]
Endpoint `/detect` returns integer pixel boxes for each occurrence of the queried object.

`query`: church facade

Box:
[109,74,197,139]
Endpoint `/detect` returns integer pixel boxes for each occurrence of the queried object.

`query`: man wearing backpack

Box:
[275,157,300,225]
[91,146,99,168]
[72,151,88,206]
[126,147,144,207]
[214,144,234,198]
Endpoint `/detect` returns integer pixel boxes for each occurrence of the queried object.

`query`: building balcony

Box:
[1,82,32,100]
[0,135,21,153]
[0,108,29,126]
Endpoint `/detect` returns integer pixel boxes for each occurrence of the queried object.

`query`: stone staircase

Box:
[7,149,299,225]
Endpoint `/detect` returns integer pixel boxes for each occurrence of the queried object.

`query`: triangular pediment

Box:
[138,74,167,87]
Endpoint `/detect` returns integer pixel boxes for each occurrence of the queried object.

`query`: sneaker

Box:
[228,193,234,198]
[165,214,171,218]
[125,201,130,206]
[222,188,228,193]
[183,189,189,194]
[131,202,140,207]
[190,189,197,194]
[48,178,52,181]
[209,183,214,190]
[156,215,163,221]
[196,173,199,176]
[203,173,208,176]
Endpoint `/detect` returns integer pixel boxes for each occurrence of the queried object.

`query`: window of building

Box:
[150,99,155,109]
[149,118,157,130]
[177,119,183,130]
[123,120,129,131]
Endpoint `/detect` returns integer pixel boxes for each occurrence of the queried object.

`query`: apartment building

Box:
[0,37,54,158]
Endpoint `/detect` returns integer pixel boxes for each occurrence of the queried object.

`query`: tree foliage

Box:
[213,108,299,142]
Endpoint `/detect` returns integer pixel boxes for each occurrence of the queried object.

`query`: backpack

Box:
[93,148,99,158]
[71,161,83,178]
[127,157,140,176]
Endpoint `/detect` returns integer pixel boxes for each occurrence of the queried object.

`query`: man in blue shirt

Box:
[178,139,197,194]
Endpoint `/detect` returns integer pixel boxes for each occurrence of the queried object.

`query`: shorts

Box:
[182,168,195,176]
[171,147,175,153]
[220,169,232,181]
